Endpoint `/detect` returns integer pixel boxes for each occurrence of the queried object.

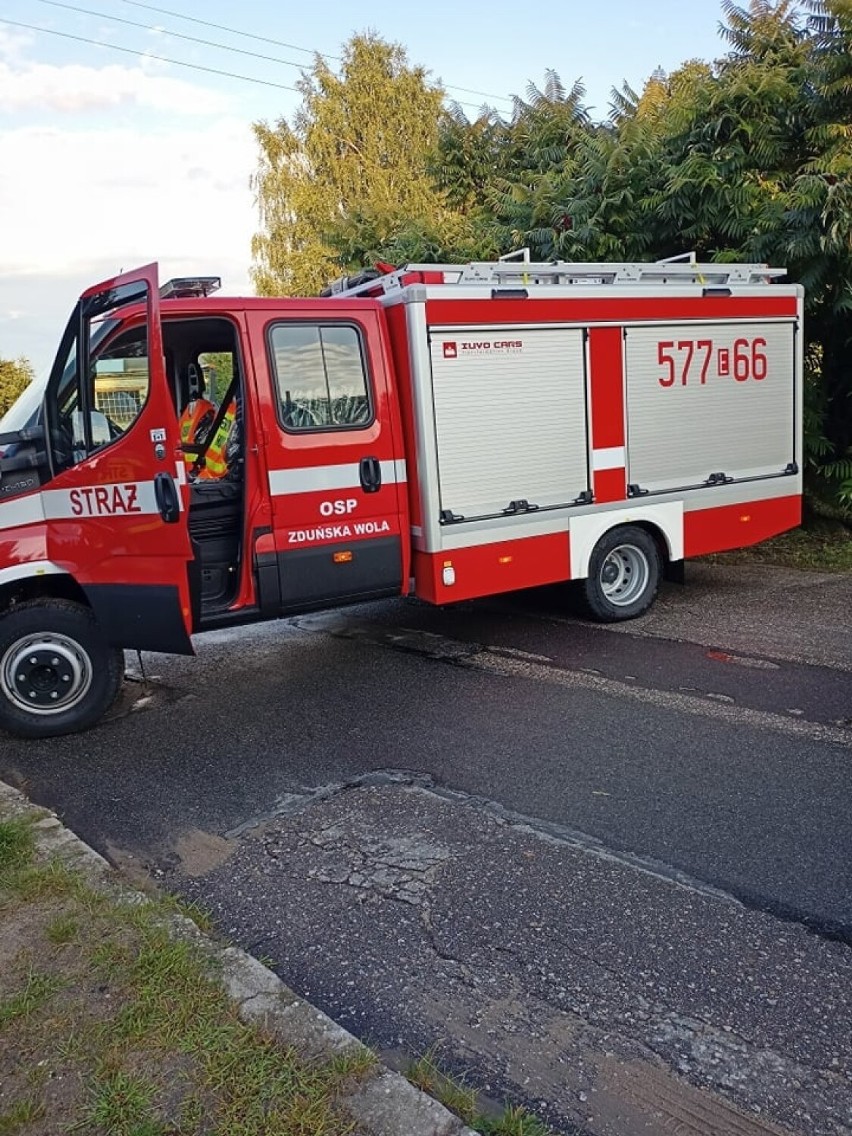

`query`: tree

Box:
[794,0,852,497]
[433,73,599,260]
[251,34,467,296]
[0,355,34,418]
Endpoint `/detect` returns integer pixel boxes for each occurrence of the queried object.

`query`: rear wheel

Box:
[576,525,661,622]
[0,599,124,738]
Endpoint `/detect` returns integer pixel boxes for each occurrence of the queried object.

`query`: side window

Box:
[269,323,372,431]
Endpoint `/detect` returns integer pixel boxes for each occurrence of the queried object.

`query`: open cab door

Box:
[43,263,195,650]
[0,265,195,738]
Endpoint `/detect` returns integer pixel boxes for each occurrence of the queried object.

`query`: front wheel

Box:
[0,599,124,739]
[576,525,661,622]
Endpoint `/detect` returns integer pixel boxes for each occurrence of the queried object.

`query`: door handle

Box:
[359,456,381,494]
[154,471,180,523]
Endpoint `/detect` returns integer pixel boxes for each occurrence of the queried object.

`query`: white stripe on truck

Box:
[591,446,626,471]
[268,460,406,497]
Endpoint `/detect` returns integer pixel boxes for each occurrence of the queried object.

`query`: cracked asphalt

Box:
[2,561,851,1135]
[183,782,851,1136]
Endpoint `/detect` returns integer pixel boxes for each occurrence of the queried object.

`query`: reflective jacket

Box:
[197,401,237,480]
[179,398,216,449]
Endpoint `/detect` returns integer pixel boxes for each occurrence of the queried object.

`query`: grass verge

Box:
[706,520,852,573]
[0,813,376,1135]
[2,807,559,1136]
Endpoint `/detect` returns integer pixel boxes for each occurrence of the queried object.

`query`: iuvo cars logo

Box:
[442,339,523,358]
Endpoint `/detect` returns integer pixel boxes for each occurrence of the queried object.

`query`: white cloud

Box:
[0,59,230,115]
[0,26,33,61]
[0,35,277,371]
[0,117,257,274]
[0,113,259,369]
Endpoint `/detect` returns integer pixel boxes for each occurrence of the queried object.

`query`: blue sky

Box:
[1,0,733,372]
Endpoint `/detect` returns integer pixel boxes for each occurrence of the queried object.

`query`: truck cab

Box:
[0,265,409,737]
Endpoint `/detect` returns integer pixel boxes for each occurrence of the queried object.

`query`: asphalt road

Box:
[2,561,851,1135]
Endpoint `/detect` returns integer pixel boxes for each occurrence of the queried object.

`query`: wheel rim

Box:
[1,632,93,716]
[599,544,650,607]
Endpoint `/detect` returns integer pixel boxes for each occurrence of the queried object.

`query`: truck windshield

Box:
[0,371,47,434]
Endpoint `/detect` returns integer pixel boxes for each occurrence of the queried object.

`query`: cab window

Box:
[54,325,148,463]
[92,326,150,433]
[47,280,151,471]
[269,323,372,431]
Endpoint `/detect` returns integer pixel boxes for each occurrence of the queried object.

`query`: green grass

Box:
[46,912,80,945]
[0,811,537,1136]
[81,1068,161,1136]
[0,1096,46,1135]
[406,1051,557,1136]
[0,817,35,876]
[709,520,852,573]
[6,858,79,902]
[0,969,65,1027]
[0,852,376,1136]
[84,917,375,1133]
[407,1051,478,1123]
[162,894,215,935]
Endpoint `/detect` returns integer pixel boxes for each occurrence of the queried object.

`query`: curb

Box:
[0,779,476,1136]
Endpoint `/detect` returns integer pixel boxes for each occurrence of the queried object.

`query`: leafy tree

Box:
[432,103,510,214]
[433,73,599,259]
[486,75,595,257]
[251,34,468,295]
[0,355,34,418]
[795,0,852,499]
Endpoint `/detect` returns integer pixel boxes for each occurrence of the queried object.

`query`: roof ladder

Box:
[324,250,786,298]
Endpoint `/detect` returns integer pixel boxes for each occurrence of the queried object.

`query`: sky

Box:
[1,0,733,375]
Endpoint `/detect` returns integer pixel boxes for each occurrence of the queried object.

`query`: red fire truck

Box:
[0,255,803,737]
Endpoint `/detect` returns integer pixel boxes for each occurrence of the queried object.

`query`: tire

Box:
[0,599,124,739]
[576,525,661,623]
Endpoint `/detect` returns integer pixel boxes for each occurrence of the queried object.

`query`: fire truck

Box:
[0,254,803,737]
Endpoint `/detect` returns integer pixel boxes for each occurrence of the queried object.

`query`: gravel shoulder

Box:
[602,561,852,671]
